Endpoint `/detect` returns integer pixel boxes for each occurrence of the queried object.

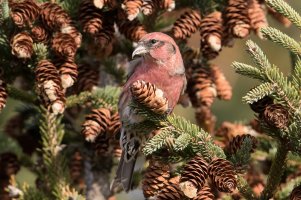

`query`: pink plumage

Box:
[113,32,186,192]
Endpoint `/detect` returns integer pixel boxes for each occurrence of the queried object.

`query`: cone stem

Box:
[260,142,289,200]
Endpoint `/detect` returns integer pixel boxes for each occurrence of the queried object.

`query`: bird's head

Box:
[132,32,182,65]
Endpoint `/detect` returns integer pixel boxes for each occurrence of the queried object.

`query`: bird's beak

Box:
[132,44,148,59]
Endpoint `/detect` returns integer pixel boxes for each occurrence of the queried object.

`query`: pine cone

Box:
[69,150,84,183]
[182,46,201,62]
[108,112,121,136]
[248,0,268,38]
[96,19,115,48]
[10,0,40,28]
[79,0,105,36]
[179,156,208,198]
[172,9,201,40]
[226,134,257,155]
[156,184,184,200]
[195,106,216,134]
[0,79,7,112]
[192,185,215,200]
[93,0,117,9]
[187,67,216,107]
[162,0,175,11]
[52,32,77,59]
[117,17,147,42]
[81,108,111,142]
[0,152,20,177]
[142,159,170,198]
[11,32,33,59]
[35,60,65,114]
[61,24,82,48]
[249,96,273,113]
[54,58,78,89]
[268,7,291,27]
[199,11,223,60]
[40,2,71,31]
[31,25,50,44]
[225,0,251,38]
[211,65,232,100]
[142,0,175,15]
[262,104,289,129]
[122,0,143,21]
[73,62,99,93]
[130,80,169,114]
[290,184,301,200]
[208,158,237,193]
[93,133,110,155]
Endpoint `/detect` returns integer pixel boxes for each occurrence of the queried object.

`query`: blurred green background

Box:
[0,1,301,199]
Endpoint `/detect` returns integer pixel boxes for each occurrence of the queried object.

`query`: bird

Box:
[113,32,186,192]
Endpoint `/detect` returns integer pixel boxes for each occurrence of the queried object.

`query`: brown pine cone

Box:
[248,0,268,38]
[182,46,201,62]
[117,17,147,42]
[199,11,223,60]
[51,32,77,59]
[225,0,251,38]
[130,80,169,115]
[61,25,82,48]
[172,9,201,40]
[226,134,257,155]
[187,67,216,107]
[192,185,214,200]
[290,184,301,200]
[40,2,71,31]
[79,0,105,36]
[179,156,208,198]
[155,184,184,200]
[81,108,111,142]
[31,25,50,44]
[0,152,20,177]
[195,106,216,134]
[142,0,175,15]
[108,112,121,136]
[268,7,291,27]
[249,96,273,114]
[208,158,237,193]
[93,0,117,9]
[55,59,78,89]
[69,150,84,183]
[35,60,65,114]
[162,0,175,11]
[73,61,99,94]
[93,132,111,155]
[0,79,7,112]
[10,0,40,28]
[10,32,33,59]
[142,159,170,198]
[122,0,143,21]
[262,104,289,129]
[211,65,232,100]
[96,20,115,48]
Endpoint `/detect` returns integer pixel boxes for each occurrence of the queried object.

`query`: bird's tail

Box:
[111,132,140,192]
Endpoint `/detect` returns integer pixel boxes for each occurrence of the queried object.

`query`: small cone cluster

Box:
[35,60,66,114]
[72,62,100,94]
[226,134,257,155]
[0,79,7,113]
[122,0,143,21]
[10,0,40,28]
[290,184,301,200]
[141,0,175,15]
[69,150,85,190]
[10,32,33,59]
[248,0,268,38]
[172,9,201,40]
[82,108,121,155]
[211,65,232,100]
[225,0,251,39]
[142,159,170,198]
[262,104,289,129]
[208,158,237,193]
[199,11,223,60]
[130,80,169,115]
[179,156,208,198]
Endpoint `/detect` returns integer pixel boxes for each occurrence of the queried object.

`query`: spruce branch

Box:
[143,128,172,155]
[232,62,264,81]
[228,137,254,168]
[265,0,301,29]
[246,40,272,69]
[260,142,289,200]
[237,175,257,200]
[0,0,9,22]
[243,82,275,104]
[261,27,301,56]
[6,84,37,104]
[33,43,48,62]
[275,176,301,200]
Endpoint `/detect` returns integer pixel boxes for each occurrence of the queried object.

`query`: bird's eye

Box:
[150,39,157,44]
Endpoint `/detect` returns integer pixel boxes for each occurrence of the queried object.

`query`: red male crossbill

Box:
[113,32,186,191]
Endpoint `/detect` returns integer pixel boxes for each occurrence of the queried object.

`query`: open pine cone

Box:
[0,79,7,113]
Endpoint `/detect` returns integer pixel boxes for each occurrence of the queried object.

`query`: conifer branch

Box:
[237,175,257,200]
[232,62,264,80]
[243,82,275,104]
[6,84,37,104]
[246,40,272,69]
[275,176,301,200]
